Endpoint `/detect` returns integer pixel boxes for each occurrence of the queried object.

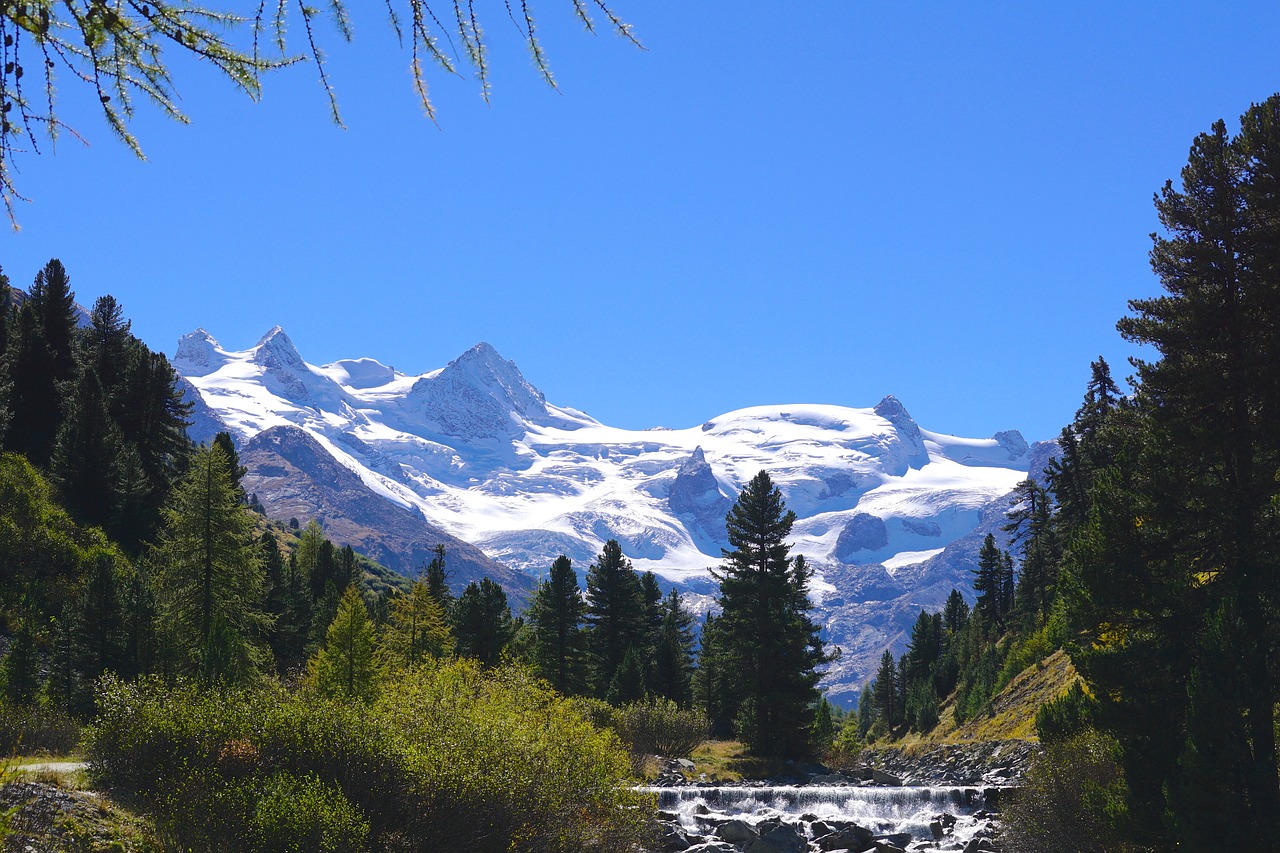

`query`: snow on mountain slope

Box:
[176,330,1045,693]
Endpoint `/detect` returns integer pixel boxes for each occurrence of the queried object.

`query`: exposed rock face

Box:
[992,429,1028,460]
[834,513,890,561]
[668,447,733,544]
[873,394,926,461]
[241,425,533,606]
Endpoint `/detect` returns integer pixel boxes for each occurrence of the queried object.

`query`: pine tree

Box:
[527,555,587,695]
[153,443,271,685]
[212,431,247,502]
[871,650,897,732]
[424,543,453,616]
[972,534,1006,627]
[1067,98,1280,848]
[383,579,452,668]
[309,584,378,701]
[583,538,645,697]
[5,300,60,465]
[452,577,513,668]
[51,367,124,531]
[650,588,696,706]
[713,470,829,756]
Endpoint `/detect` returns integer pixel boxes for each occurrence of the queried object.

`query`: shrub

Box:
[86,664,652,853]
[1000,729,1137,853]
[0,699,83,755]
[1035,681,1095,745]
[610,699,708,759]
[249,772,369,853]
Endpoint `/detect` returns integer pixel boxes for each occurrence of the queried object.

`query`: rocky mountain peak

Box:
[992,429,1029,460]
[873,394,925,457]
[173,328,224,377]
[252,326,306,371]
[407,342,551,441]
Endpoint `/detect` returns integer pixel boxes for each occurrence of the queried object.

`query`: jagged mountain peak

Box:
[404,342,555,441]
[252,326,306,371]
[174,328,226,377]
[873,394,926,459]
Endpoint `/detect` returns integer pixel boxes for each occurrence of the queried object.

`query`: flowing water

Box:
[645,784,998,850]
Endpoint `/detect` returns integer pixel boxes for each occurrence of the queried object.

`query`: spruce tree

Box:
[713,470,829,756]
[583,538,645,697]
[452,577,513,667]
[1068,98,1280,848]
[527,555,587,695]
[51,367,124,531]
[871,650,897,732]
[650,588,696,706]
[424,543,453,616]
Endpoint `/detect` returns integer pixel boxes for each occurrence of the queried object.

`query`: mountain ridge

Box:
[175,328,1052,695]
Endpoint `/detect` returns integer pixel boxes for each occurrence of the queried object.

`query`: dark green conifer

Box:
[584,538,645,697]
[527,555,587,695]
[452,577,513,668]
[713,470,829,756]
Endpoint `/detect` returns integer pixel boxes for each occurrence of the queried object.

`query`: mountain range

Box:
[175,327,1056,703]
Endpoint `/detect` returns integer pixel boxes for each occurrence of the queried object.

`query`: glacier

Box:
[175,328,1052,701]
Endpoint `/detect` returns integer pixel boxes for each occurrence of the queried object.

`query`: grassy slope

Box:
[898,649,1080,748]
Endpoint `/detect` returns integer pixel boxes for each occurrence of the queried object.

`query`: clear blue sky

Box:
[3,1,1278,443]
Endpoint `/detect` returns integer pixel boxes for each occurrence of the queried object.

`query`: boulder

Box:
[715,820,758,846]
[684,844,741,853]
[744,821,806,853]
[815,824,875,851]
[871,768,903,786]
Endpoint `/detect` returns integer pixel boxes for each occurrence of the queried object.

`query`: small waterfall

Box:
[642,784,997,849]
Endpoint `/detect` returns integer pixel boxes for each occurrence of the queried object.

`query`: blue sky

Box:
[3,1,1278,443]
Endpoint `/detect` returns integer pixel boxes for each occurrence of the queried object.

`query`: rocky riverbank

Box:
[854,740,1039,787]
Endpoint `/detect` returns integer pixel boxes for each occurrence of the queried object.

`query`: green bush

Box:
[0,699,83,755]
[1001,729,1138,853]
[249,772,369,853]
[86,664,652,853]
[610,699,708,759]
[1035,681,1096,745]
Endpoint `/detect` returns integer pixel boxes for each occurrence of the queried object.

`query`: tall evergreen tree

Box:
[713,470,829,756]
[424,543,453,616]
[452,577,513,668]
[309,584,378,701]
[1068,98,1280,848]
[650,588,696,706]
[583,538,645,697]
[527,555,587,695]
[153,443,271,685]
[972,534,1006,627]
[212,431,247,503]
[871,649,898,731]
[383,579,452,668]
[51,367,124,531]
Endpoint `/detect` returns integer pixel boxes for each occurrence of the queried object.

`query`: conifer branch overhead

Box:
[0,0,636,225]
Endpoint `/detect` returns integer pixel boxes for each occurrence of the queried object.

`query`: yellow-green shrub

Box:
[86,663,652,853]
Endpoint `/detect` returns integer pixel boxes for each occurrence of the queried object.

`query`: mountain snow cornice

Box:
[176,329,1046,699]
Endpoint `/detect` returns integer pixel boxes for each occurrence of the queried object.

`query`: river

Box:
[643,784,1001,852]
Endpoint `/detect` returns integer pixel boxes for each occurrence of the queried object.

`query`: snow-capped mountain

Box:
[176,328,1053,700]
